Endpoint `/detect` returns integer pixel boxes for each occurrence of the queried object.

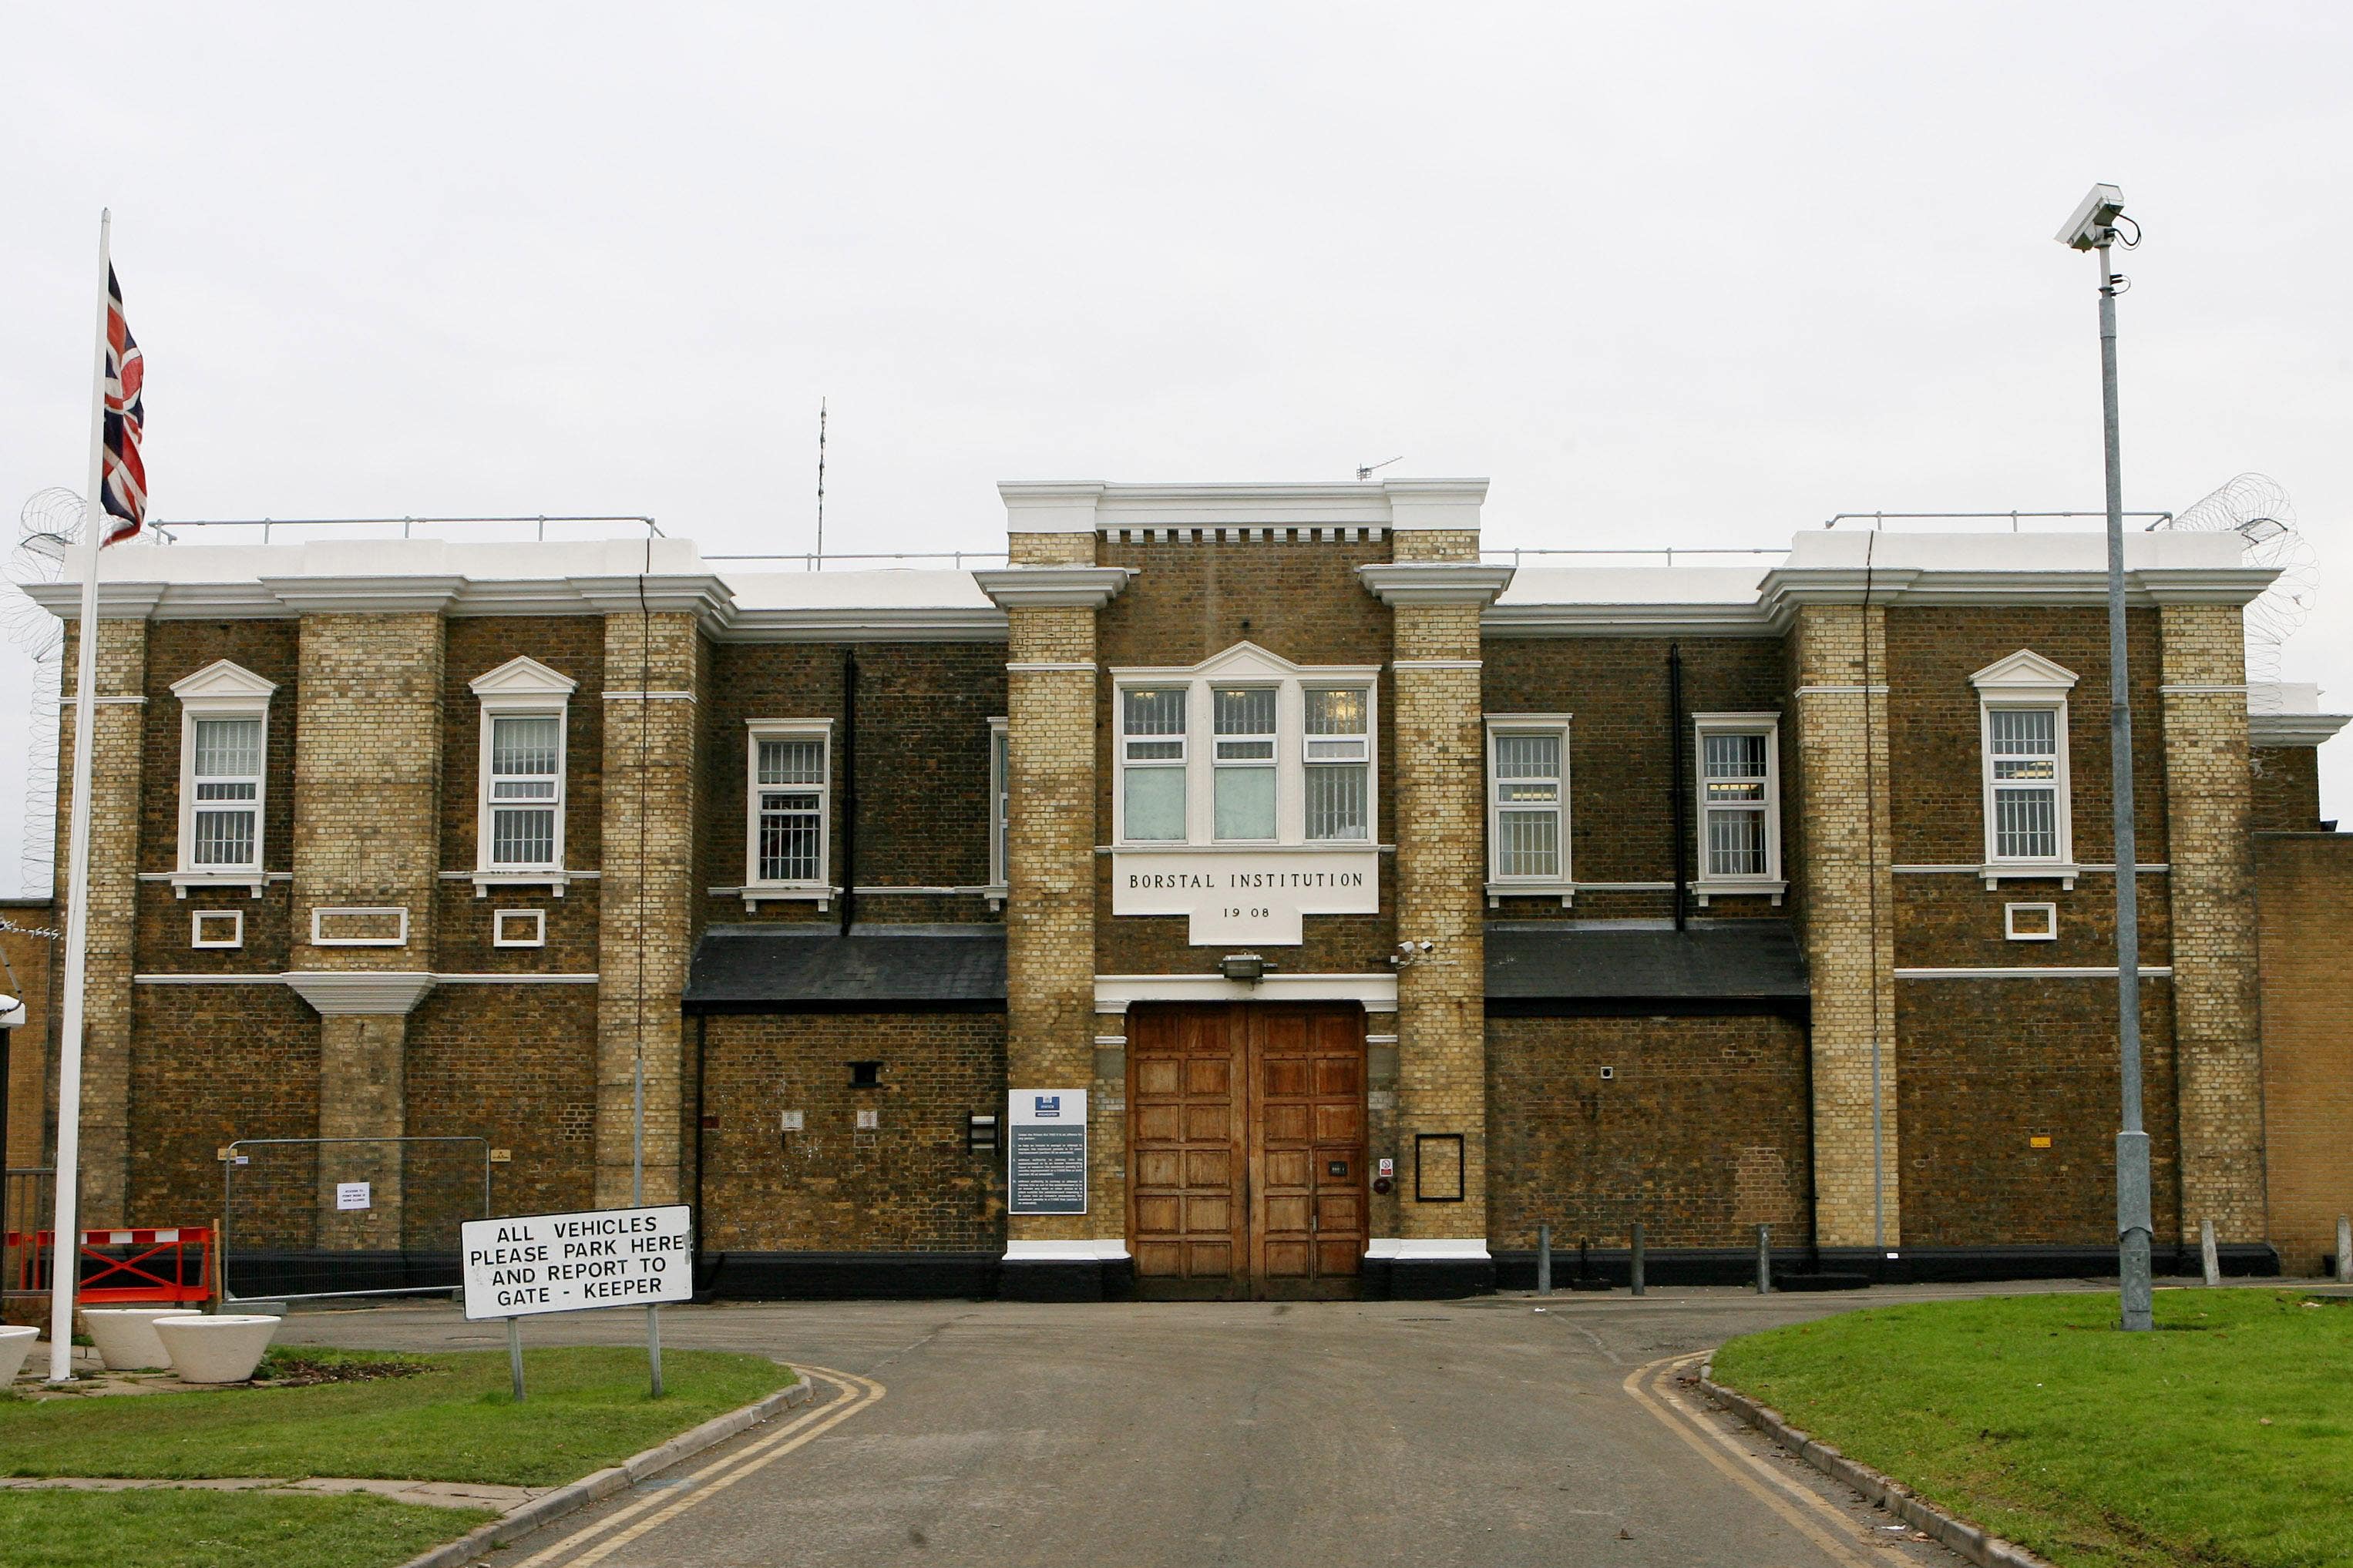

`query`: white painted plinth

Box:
[0,1324,35,1383]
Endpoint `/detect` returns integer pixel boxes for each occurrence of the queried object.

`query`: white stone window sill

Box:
[723,884,839,912]
[1485,881,1575,908]
[1692,878,1787,907]
[467,869,574,898]
[163,870,277,900]
[1978,862,2079,891]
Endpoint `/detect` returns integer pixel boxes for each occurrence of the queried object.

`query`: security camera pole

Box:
[2058,183,2153,1331]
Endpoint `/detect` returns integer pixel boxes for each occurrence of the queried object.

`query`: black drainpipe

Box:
[691,1011,721,1297]
[1668,643,1689,932]
[839,650,859,937]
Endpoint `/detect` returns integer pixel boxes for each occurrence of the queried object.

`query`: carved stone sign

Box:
[1111,850,1380,945]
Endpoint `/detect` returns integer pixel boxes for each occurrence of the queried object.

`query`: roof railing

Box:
[704,551,1010,570]
[145,515,662,546]
[1823,510,2176,532]
[1481,546,1782,567]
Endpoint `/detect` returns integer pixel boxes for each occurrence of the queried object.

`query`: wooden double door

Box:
[1128,1003,1367,1300]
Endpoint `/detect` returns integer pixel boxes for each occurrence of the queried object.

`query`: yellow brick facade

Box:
[53,617,149,1227]
[2158,603,2264,1243]
[597,610,701,1206]
[1792,603,1899,1249]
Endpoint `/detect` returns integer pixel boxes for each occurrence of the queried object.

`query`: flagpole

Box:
[49,210,113,1382]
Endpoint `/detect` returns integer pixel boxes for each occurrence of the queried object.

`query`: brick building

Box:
[18,481,2351,1298]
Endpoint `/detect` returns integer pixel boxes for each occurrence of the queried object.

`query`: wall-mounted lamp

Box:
[966,1113,1000,1153]
[1219,952,1271,984]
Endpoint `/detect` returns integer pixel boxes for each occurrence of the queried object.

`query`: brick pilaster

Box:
[1001,548,1102,1242]
[1383,530,1492,1246]
[55,616,148,1226]
[596,611,701,1207]
[291,612,445,1237]
[2159,603,2263,1243]
[1792,603,1899,1248]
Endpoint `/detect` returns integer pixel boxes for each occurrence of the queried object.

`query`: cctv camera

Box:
[2056,183,2126,250]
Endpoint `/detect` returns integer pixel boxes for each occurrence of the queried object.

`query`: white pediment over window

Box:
[469,655,579,700]
[1970,650,2079,697]
[169,659,278,704]
[1117,640,1373,681]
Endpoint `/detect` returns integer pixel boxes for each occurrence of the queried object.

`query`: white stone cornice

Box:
[260,575,468,614]
[1481,601,1777,637]
[1356,562,1516,607]
[972,566,1133,609]
[22,582,170,619]
[2250,712,2351,747]
[281,970,436,1016]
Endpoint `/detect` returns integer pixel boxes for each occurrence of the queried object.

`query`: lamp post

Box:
[2057,183,2153,1331]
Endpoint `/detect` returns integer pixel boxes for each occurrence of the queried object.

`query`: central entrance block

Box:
[1127,1002,1367,1300]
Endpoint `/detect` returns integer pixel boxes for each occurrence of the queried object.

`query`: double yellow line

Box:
[1621,1353,1885,1568]
[509,1363,886,1567]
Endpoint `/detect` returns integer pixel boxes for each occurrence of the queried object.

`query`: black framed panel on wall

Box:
[1414,1133,1465,1202]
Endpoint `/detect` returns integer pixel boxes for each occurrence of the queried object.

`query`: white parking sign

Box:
[459,1204,693,1321]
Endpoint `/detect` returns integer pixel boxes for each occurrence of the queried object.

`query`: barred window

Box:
[1988,707,2061,860]
[754,730,829,884]
[1696,724,1779,881]
[188,716,263,868]
[1487,723,1568,881]
[484,713,563,868]
[1303,688,1369,841]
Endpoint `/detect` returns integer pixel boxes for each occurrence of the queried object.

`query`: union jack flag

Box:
[100,264,145,543]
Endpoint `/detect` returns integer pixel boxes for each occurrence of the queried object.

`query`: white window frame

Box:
[987,717,1010,905]
[1691,712,1786,906]
[492,908,547,949]
[1484,713,1573,905]
[469,656,578,891]
[745,717,835,909]
[190,909,244,950]
[170,660,278,898]
[1209,682,1281,844]
[2004,902,2058,942]
[1971,650,2079,888]
[1109,643,1380,849]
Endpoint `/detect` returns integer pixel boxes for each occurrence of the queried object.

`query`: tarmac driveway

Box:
[279,1285,2086,1567]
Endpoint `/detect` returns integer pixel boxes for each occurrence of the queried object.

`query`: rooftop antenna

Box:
[1355,455,1403,482]
[814,398,827,569]
[2156,472,2317,710]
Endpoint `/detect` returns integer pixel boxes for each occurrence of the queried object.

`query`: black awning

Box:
[684,924,1006,1012]
[1484,921,1809,1013]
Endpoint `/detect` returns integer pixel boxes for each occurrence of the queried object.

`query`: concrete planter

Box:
[83,1308,205,1371]
[0,1324,36,1383]
[153,1314,281,1383]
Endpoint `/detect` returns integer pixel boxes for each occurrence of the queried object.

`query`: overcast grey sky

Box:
[5,2,2350,892]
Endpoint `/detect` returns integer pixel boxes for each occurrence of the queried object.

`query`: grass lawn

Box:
[0,1345,795,1488]
[0,1489,498,1568]
[1711,1289,2353,1568]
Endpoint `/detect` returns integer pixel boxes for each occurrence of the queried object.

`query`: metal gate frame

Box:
[221,1136,491,1304]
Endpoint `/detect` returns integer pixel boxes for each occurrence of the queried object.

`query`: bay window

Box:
[1111,644,1379,848]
